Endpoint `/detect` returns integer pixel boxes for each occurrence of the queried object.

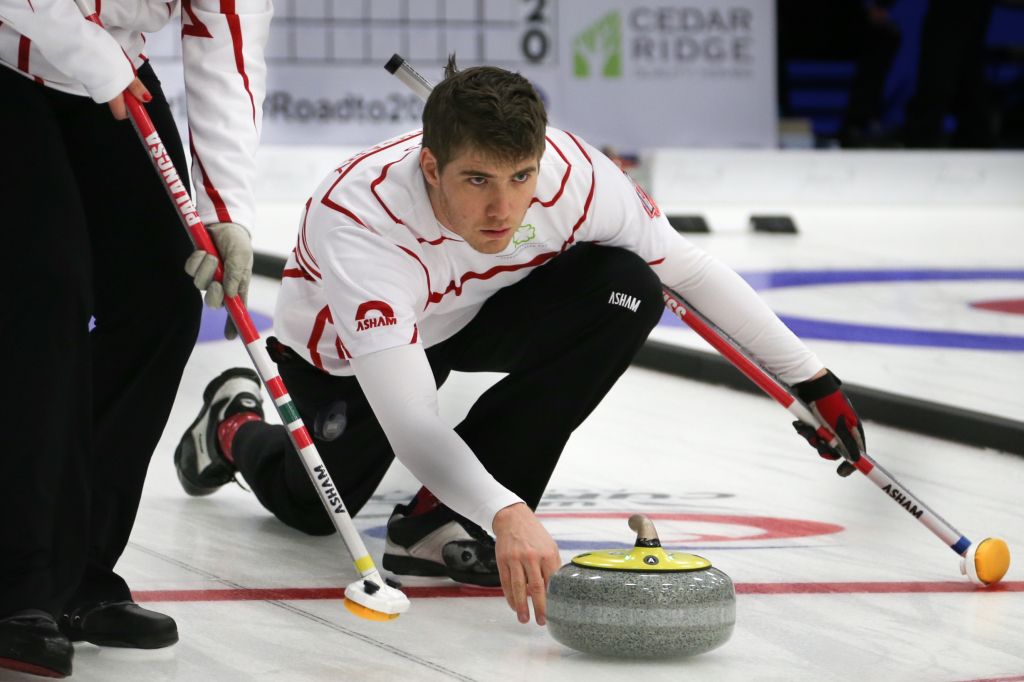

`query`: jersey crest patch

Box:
[624,171,661,219]
[355,300,397,331]
[513,224,536,246]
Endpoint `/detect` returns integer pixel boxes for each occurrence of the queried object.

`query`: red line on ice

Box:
[132,581,1024,603]
[971,298,1024,315]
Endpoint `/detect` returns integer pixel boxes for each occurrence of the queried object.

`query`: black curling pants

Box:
[233,244,665,535]
[0,64,202,617]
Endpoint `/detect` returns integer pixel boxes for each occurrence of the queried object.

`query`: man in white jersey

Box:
[178,59,866,627]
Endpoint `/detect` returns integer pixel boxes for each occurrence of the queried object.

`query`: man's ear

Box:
[420,147,441,188]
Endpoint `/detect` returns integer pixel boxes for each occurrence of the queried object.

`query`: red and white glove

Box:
[792,370,865,477]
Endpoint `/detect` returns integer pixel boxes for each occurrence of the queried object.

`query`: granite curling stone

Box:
[546,514,735,658]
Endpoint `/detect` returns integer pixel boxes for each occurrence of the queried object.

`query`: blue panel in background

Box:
[197,306,274,343]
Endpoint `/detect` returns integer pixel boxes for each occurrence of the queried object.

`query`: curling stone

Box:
[546,514,735,658]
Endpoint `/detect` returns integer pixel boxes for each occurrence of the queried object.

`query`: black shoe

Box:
[382,502,500,587]
[59,601,178,649]
[175,367,264,496]
[0,609,73,678]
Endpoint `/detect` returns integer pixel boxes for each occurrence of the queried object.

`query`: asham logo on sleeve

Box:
[355,301,398,331]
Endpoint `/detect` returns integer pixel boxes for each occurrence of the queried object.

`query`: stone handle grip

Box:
[629,514,659,543]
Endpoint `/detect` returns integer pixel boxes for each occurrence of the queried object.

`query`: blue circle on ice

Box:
[197,306,273,343]
[660,269,1024,351]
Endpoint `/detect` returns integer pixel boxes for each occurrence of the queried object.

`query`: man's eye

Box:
[514,173,530,182]
[468,177,486,185]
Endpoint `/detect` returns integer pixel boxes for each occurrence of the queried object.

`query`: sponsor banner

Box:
[147,0,776,151]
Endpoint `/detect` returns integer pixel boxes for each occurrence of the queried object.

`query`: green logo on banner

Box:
[513,224,536,246]
[573,11,622,79]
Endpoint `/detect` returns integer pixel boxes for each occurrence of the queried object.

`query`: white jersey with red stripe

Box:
[0,0,271,231]
[274,126,823,385]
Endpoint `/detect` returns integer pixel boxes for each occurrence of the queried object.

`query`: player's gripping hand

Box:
[492,503,562,626]
[106,77,151,120]
[184,222,253,339]
[792,369,865,477]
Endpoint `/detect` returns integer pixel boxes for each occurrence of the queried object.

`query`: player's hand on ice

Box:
[792,369,865,477]
[184,222,253,339]
[107,77,151,120]
[492,503,561,626]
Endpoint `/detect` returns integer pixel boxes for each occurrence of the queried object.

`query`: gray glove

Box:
[184,222,253,340]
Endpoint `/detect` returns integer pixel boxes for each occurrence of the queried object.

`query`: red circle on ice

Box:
[536,511,845,545]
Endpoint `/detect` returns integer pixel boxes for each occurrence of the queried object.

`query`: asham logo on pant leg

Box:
[356,301,397,332]
[574,5,759,80]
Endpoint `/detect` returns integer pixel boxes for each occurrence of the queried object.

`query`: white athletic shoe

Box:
[174,368,264,496]
[382,502,500,587]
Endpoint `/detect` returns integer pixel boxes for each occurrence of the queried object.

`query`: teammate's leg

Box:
[229,346,407,536]
[55,62,200,647]
[0,65,89,678]
[433,244,665,508]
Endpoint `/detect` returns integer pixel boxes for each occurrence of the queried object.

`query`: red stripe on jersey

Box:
[297,256,320,281]
[428,251,559,305]
[371,150,416,225]
[335,131,422,180]
[336,333,354,360]
[560,132,595,252]
[295,245,320,279]
[292,245,320,281]
[307,305,333,371]
[417,235,463,246]
[282,268,315,281]
[189,130,232,223]
[320,199,367,228]
[224,11,257,125]
[298,198,321,270]
[648,258,665,266]
[395,245,432,310]
[530,136,571,208]
[182,0,214,38]
[26,0,34,11]
[17,36,30,72]
[321,132,423,214]
[410,325,418,344]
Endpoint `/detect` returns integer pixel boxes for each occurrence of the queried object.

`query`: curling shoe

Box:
[0,610,73,678]
[60,602,177,649]
[175,367,264,496]
[382,500,500,587]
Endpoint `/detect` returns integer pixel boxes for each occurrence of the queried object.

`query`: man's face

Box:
[421,146,540,254]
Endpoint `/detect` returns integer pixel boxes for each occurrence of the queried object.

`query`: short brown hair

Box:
[422,55,547,171]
